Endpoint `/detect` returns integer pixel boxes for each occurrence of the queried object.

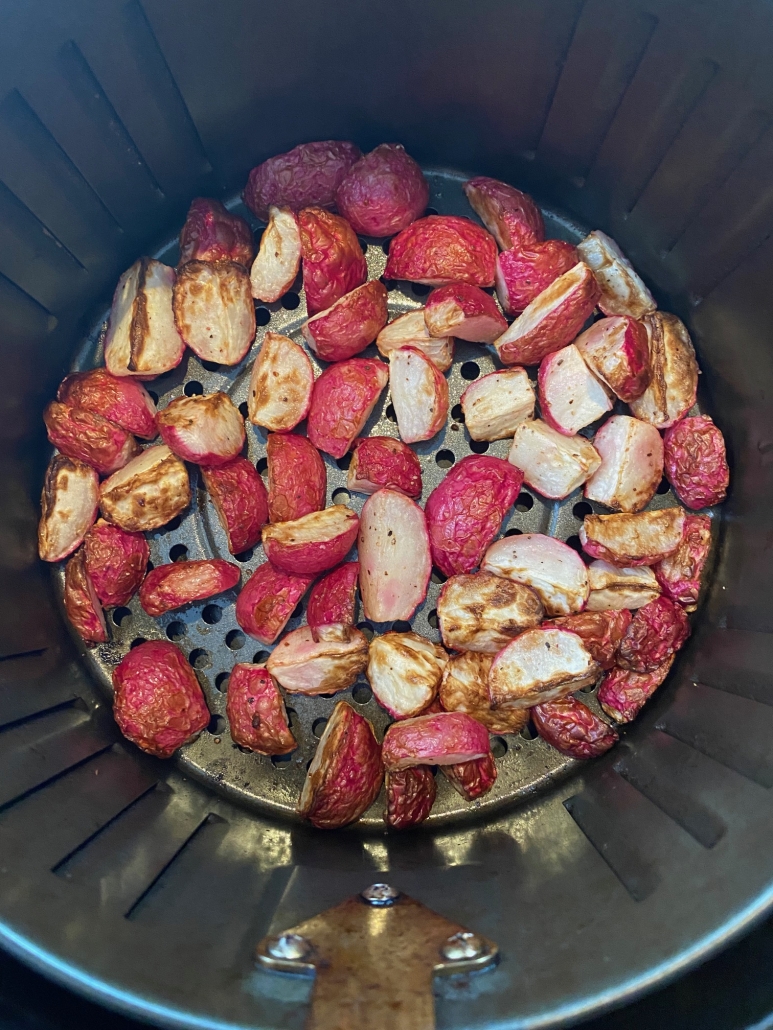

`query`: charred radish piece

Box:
[38,456,99,563]
[347,436,422,499]
[550,609,632,670]
[437,571,543,653]
[201,457,268,554]
[335,143,429,237]
[384,215,498,287]
[358,488,431,622]
[266,433,326,524]
[226,664,296,755]
[439,651,528,735]
[248,332,314,433]
[44,402,139,476]
[577,230,656,319]
[496,240,578,315]
[385,767,437,829]
[488,627,600,709]
[298,207,367,316]
[104,258,185,378]
[299,701,382,829]
[483,533,589,616]
[267,624,368,695]
[382,712,491,771]
[249,206,301,303]
[235,563,314,644]
[424,283,507,343]
[244,141,362,220]
[585,415,664,513]
[389,347,449,444]
[367,631,447,719]
[425,455,523,577]
[157,391,245,467]
[84,519,149,607]
[179,198,254,267]
[139,559,240,616]
[538,344,613,436]
[58,369,157,439]
[443,755,498,801]
[509,420,600,500]
[629,313,699,429]
[173,260,255,366]
[655,513,711,611]
[461,369,535,442]
[494,262,600,366]
[307,358,388,459]
[532,697,618,759]
[262,505,359,576]
[99,445,190,533]
[302,280,388,362]
[617,596,690,673]
[586,561,661,611]
[376,310,454,371]
[307,562,360,628]
[664,416,729,510]
[580,508,687,566]
[574,315,650,402]
[598,657,675,724]
[463,176,544,250]
[64,548,108,644]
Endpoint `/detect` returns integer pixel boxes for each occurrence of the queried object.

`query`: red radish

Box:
[617,596,690,673]
[574,315,650,402]
[358,488,431,622]
[532,697,618,759]
[84,519,149,607]
[598,657,675,724]
[423,283,507,343]
[307,357,388,459]
[663,415,729,510]
[347,436,422,498]
[235,563,314,644]
[64,548,108,644]
[58,369,157,439]
[262,505,359,575]
[461,368,535,442]
[173,260,255,366]
[247,331,314,433]
[201,457,269,554]
[443,755,498,801]
[244,141,362,220]
[335,143,429,237]
[389,347,449,444]
[425,455,523,577]
[376,309,454,371]
[550,609,632,670]
[306,562,360,628]
[437,571,543,653]
[577,230,656,319]
[105,258,185,378]
[157,391,245,466]
[384,215,498,287]
[299,701,382,829]
[585,415,664,513]
[586,560,661,611]
[482,533,590,616]
[496,240,578,315]
[302,279,388,362]
[298,207,367,316]
[226,664,296,755]
[266,432,326,524]
[654,513,711,611]
[385,767,437,829]
[179,198,254,268]
[99,445,190,533]
[538,344,613,436]
[249,206,301,303]
[439,651,528,735]
[38,456,98,563]
[139,559,240,616]
[463,176,544,250]
[494,262,600,366]
[382,712,491,771]
[629,313,699,429]
[509,420,601,500]
[266,624,369,695]
[367,631,447,719]
[488,627,600,709]
[580,508,687,566]
[44,402,139,476]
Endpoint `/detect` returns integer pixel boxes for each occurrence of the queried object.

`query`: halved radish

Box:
[509,420,600,500]
[38,456,99,563]
[389,347,449,444]
[262,505,359,575]
[488,627,600,708]
[483,533,589,616]
[367,631,447,719]
[157,391,245,466]
[580,508,687,566]
[586,560,661,610]
[173,260,255,366]
[382,712,491,771]
[538,344,613,436]
[250,206,301,303]
[585,415,663,513]
[437,571,543,653]
[424,283,507,343]
[105,258,185,378]
[266,624,368,695]
[577,230,656,320]
[461,369,535,442]
[248,331,314,432]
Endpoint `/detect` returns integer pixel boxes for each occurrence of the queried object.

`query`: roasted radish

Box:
[577,230,656,319]
[99,445,190,533]
[262,505,359,575]
[226,664,296,755]
[266,433,326,524]
[249,206,301,303]
[538,344,613,436]
[461,369,535,442]
[173,260,255,366]
[442,755,498,801]
[384,215,498,287]
[247,331,314,433]
[586,561,661,611]
[347,436,422,498]
[298,206,367,316]
[201,457,269,554]
[382,712,491,771]
[496,240,578,315]
[532,697,618,758]
[84,519,149,607]
[385,767,437,829]
[367,631,447,719]
[574,315,650,402]
[157,391,245,466]
[585,415,664,513]
[580,508,687,566]
[302,279,388,362]
[437,571,543,653]
[44,401,139,476]
[64,548,108,644]
[463,176,544,250]
[235,563,314,644]
[663,415,729,510]
[654,513,711,611]
[307,357,388,459]
[58,369,157,439]
[389,346,449,444]
[598,657,675,724]
[38,456,99,563]
[179,198,254,268]
[617,596,690,673]
[104,258,185,378]
[439,651,528,735]
[483,533,589,616]
[376,309,454,371]
[550,609,632,669]
[267,623,368,695]
[335,143,429,237]
[488,627,600,708]
[306,562,360,628]
[139,559,240,616]
[244,141,362,220]
[629,313,699,429]
[509,420,601,500]
[423,283,507,343]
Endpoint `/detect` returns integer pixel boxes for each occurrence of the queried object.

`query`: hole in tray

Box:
[392,620,412,632]
[357,621,374,641]
[337,453,352,471]
[201,360,220,372]
[358,237,370,252]
[573,501,593,519]
[352,682,372,704]
[169,543,188,562]
[515,492,534,513]
[385,403,397,423]
[147,391,158,405]
[184,380,204,396]
[225,630,246,650]
[215,672,230,692]
[189,648,211,670]
[435,449,455,469]
[504,527,523,537]
[166,515,182,531]
[380,276,398,292]
[256,306,271,326]
[425,206,439,216]
[256,457,268,475]
[460,361,480,381]
[166,621,186,642]
[565,535,583,553]
[234,548,254,563]
[253,650,270,664]
[272,753,293,768]
[382,240,391,255]
[239,401,249,418]
[291,602,304,620]
[202,604,222,625]
[208,714,226,735]
[427,609,439,629]
[580,680,596,693]
[282,292,301,310]
[451,403,464,422]
[492,736,508,759]
[520,720,538,741]
[312,718,328,738]
[470,440,489,453]
[412,283,430,297]
[657,477,671,495]
[113,607,132,627]
[332,488,351,505]
[130,637,146,649]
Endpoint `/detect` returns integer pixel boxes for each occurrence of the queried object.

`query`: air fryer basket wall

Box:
[2,1,773,1028]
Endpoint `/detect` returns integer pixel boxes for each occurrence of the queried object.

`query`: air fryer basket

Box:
[2,1,773,1028]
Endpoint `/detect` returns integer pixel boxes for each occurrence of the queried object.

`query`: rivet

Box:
[265,933,312,961]
[360,883,401,906]
[441,931,485,961]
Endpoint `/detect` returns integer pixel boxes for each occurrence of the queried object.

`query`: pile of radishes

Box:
[38,139,730,831]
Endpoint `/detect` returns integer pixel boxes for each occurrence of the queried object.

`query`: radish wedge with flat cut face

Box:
[226,664,296,755]
[376,310,454,372]
[538,344,613,436]
[173,259,255,366]
[266,433,326,524]
[424,283,507,343]
[580,508,687,566]
[483,533,590,616]
[489,627,600,709]
[461,369,535,442]
[64,548,108,644]
[389,347,449,445]
[105,258,185,378]
[99,445,190,533]
[574,315,650,402]
[201,457,268,555]
[44,402,139,476]
[248,332,313,433]
[585,415,664,513]
[439,651,528,735]
[139,559,240,617]
[262,505,359,576]
[577,230,656,320]
[509,420,601,500]
[38,455,99,563]
[307,358,388,460]
[367,631,447,719]
[629,313,699,430]
[358,488,431,623]
[266,624,369,696]
[157,391,245,467]
[586,560,661,611]
[463,176,544,250]
[382,712,491,771]
[250,206,301,303]
[437,571,543,654]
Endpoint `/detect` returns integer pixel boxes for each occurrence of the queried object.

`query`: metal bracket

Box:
[256,883,498,1030]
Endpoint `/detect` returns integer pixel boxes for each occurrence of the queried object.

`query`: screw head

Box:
[441,931,485,962]
[266,933,312,961]
[361,883,401,906]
